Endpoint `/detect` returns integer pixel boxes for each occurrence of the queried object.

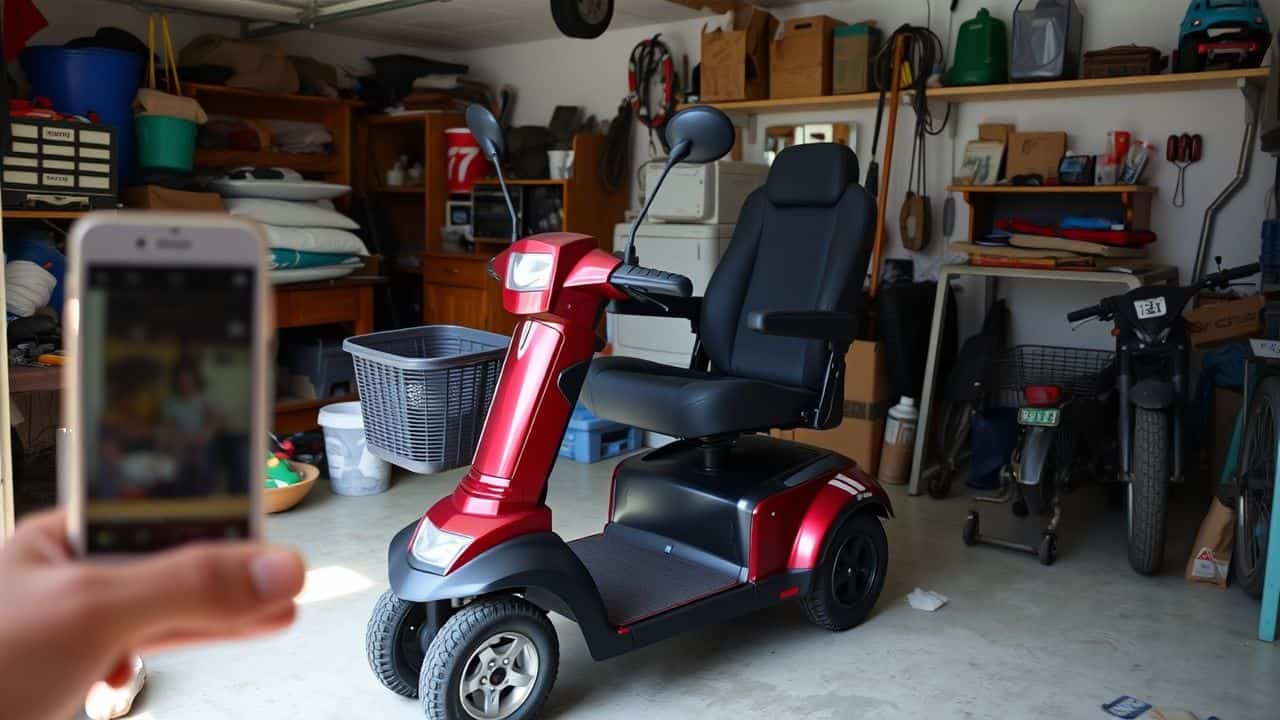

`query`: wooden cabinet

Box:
[424,283,488,329]
[419,132,628,336]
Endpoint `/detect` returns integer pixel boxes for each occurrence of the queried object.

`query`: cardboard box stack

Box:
[771,15,845,98]
[774,340,891,476]
[700,8,778,102]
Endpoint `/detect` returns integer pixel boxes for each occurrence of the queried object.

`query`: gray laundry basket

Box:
[344,325,509,474]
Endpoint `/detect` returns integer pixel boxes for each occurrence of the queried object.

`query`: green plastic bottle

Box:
[947,8,1009,86]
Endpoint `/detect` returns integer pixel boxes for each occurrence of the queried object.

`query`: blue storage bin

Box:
[559,404,641,463]
[21,46,142,183]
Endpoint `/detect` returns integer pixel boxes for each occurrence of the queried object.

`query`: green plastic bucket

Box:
[135,115,198,173]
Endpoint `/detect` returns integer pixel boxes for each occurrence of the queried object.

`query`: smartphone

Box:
[63,213,270,555]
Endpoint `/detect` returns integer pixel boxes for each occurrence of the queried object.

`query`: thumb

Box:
[109,543,305,637]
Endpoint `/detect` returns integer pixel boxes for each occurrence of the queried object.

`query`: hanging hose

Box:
[872,24,952,138]
[597,99,633,193]
[628,34,675,156]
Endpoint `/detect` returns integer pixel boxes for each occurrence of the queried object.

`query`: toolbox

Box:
[2,118,118,211]
[1083,45,1165,79]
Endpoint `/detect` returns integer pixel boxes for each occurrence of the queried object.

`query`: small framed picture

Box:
[956,141,1005,186]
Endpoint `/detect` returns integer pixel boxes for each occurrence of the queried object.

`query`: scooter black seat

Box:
[583,356,817,438]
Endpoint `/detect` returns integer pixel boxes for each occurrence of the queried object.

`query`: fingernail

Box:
[249,549,303,601]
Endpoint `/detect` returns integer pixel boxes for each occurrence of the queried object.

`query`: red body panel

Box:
[421,233,623,573]
[785,465,890,573]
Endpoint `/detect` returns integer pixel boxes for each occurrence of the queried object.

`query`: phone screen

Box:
[82,265,255,552]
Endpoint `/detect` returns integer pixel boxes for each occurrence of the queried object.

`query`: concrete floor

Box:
[128,458,1277,720]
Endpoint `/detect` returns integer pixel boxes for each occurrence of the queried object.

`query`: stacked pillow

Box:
[213,170,367,284]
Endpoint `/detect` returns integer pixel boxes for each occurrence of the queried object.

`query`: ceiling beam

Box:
[242,0,445,38]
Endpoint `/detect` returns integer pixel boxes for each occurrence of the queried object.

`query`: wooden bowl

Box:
[264,461,319,514]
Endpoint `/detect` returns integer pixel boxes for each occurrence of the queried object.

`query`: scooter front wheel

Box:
[1128,408,1169,575]
[801,511,888,631]
[420,595,558,720]
[367,590,429,698]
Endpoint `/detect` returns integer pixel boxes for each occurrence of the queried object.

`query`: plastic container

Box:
[559,404,641,463]
[317,401,392,496]
[135,115,198,173]
[344,325,509,474]
[879,397,918,485]
[1010,0,1084,82]
[445,128,491,194]
[947,8,1008,86]
[21,46,142,182]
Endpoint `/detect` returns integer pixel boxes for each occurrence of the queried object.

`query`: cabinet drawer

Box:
[425,257,487,288]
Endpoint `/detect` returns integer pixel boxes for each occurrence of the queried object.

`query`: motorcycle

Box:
[1067,262,1260,574]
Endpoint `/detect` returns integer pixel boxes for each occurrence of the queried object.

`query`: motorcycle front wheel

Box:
[1128,408,1169,575]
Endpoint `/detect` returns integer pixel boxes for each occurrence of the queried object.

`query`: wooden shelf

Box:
[370,185,426,195]
[473,178,568,187]
[184,82,360,107]
[194,148,338,173]
[947,185,1155,194]
[2,209,90,220]
[366,113,431,126]
[696,67,1268,114]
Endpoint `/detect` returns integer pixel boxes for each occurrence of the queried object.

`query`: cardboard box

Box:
[832,23,880,94]
[1005,131,1067,181]
[123,185,225,212]
[978,123,1015,144]
[1185,294,1265,347]
[700,8,778,102]
[774,340,891,475]
[771,15,845,99]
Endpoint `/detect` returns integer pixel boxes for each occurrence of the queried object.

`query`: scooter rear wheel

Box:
[420,595,558,720]
[367,590,429,698]
[801,511,888,631]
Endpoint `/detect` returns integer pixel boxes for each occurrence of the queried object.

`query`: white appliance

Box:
[609,222,733,368]
[644,160,767,224]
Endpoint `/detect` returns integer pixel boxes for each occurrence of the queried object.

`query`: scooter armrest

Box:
[748,310,857,344]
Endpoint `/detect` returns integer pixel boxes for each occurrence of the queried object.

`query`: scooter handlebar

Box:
[611,264,693,298]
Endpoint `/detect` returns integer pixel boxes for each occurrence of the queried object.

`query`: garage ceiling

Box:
[151,0,810,51]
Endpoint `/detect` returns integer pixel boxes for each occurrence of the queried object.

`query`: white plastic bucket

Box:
[317,401,391,496]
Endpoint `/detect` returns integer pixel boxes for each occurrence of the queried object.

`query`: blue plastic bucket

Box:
[21,46,143,183]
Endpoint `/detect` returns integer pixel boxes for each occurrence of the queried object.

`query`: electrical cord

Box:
[597,99,633,193]
[872,24,952,138]
[628,34,675,156]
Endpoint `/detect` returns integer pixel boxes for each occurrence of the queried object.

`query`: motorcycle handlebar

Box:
[1200,262,1261,289]
[1067,304,1103,323]
[611,264,694,298]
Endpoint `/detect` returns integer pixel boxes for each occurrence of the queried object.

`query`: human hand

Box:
[0,510,305,720]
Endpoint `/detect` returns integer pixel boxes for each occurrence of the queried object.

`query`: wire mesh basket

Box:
[344,326,509,474]
[992,345,1116,407]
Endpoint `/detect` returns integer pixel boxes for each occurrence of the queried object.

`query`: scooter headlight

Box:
[506,252,554,292]
[411,518,472,571]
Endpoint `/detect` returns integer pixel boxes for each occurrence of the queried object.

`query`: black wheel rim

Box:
[395,603,428,678]
[1242,394,1276,578]
[831,533,878,607]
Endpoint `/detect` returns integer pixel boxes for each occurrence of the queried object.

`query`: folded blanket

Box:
[227,198,358,230]
[263,225,368,255]
[270,249,360,270]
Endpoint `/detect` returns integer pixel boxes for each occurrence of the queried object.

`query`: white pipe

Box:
[134,0,302,23]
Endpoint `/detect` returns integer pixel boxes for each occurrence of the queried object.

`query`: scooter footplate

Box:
[569,532,740,626]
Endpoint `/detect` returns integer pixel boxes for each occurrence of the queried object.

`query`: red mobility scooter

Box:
[366,104,891,720]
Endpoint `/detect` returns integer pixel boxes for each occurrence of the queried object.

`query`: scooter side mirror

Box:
[663,105,735,165]
[466,104,505,160]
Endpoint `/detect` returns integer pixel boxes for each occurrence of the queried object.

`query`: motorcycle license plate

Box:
[1134,297,1167,319]
[1018,407,1060,427]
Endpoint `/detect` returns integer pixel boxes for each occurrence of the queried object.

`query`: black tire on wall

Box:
[551,0,614,39]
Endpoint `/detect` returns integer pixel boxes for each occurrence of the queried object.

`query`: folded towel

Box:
[263,225,368,256]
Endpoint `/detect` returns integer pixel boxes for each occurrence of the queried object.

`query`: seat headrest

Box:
[765,144,861,208]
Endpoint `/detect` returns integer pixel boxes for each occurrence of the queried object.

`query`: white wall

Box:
[457,0,1280,349]
[23,0,464,83]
